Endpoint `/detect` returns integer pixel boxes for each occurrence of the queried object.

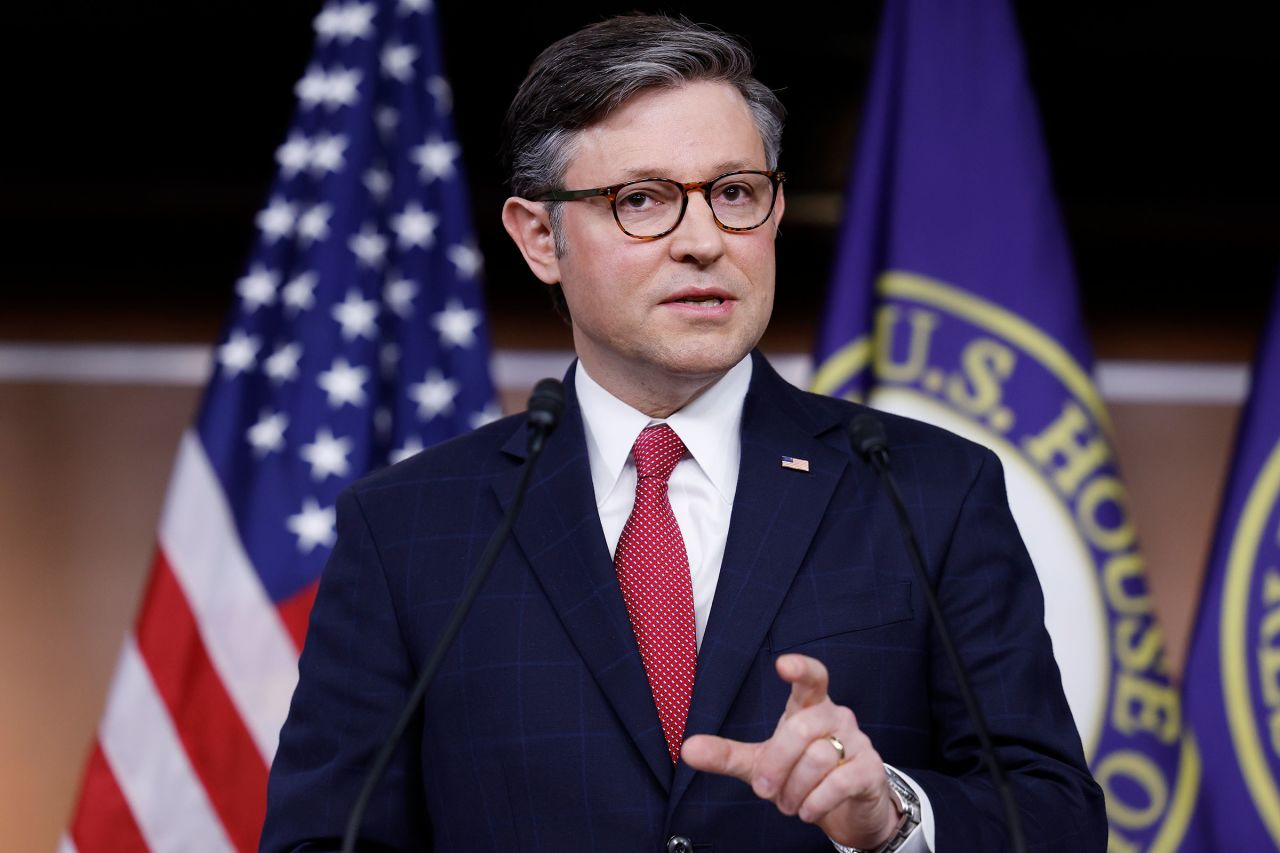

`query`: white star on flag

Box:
[287,498,336,554]
[363,166,392,202]
[447,243,483,279]
[331,290,379,341]
[431,299,482,348]
[276,133,311,178]
[296,66,363,110]
[411,136,460,182]
[317,357,369,408]
[256,197,296,243]
[294,68,325,106]
[309,133,349,175]
[397,0,433,15]
[409,370,459,420]
[236,265,280,312]
[300,427,354,481]
[314,2,376,43]
[246,411,289,457]
[218,331,260,378]
[384,276,418,318]
[296,203,333,246]
[265,341,303,383]
[324,68,362,108]
[390,436,425,464]
[469,402,503,430]
[349,223,389,268]
[381,43,418,83]
[282,272,318,314]
[426,76,452,114]
[390,202,439,249]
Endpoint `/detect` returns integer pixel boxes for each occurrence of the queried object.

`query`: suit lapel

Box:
[492,369,675,791]
[670,353,850,810]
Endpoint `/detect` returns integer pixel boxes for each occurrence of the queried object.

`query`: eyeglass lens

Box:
[614,172,775,237]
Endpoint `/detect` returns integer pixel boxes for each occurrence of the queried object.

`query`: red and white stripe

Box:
[64,433,310,852]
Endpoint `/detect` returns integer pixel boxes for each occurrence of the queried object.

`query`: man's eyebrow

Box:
[612,166,672,181]
[610,161,761,182]
[705,160,758,176]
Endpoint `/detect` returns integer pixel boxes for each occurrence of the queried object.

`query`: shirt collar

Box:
[576,355,752,507]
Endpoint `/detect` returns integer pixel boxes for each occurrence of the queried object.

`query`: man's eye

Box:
[716,183,754,204]
[620,192,656,209]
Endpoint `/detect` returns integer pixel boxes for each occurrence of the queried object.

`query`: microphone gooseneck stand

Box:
[848,413,1027,853]
[341,379,566,853]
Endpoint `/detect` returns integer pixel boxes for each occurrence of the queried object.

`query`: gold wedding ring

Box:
[826,734,846,763]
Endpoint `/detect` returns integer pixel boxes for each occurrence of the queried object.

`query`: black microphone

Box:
[848,413,1027,853]
[342,379,565,852]
[526,377,565,453]
[849,412,890,467]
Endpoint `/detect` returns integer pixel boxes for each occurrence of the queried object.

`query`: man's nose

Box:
[667,190,726,265]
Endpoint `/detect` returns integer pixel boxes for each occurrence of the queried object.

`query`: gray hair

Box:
[504,15,784,197]
[503,15,785,319]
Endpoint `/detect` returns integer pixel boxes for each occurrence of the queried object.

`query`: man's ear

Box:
[501,197,561,285]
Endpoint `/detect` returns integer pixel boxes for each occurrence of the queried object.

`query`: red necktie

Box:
[614,424,698,764]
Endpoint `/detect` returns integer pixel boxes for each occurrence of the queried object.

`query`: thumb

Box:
[681,734,759,783]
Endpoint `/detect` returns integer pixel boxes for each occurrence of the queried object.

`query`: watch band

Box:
[830,766,923,853]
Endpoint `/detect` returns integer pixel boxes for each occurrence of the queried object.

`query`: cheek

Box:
[736,242,777,292]
[561,219,644,279]
[571,245,662,302]
[558,251,639,329]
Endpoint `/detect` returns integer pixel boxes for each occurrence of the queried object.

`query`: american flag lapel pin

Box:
[780,455,810,472]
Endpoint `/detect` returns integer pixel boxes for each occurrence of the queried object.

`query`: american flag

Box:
[62,2,496,850]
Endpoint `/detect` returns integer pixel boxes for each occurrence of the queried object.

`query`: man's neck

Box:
[579,362,729,419]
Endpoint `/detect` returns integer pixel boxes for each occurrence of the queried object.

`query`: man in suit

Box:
[262,14,1105,852]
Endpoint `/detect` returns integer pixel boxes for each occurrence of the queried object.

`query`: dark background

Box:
[5,2,1278,358]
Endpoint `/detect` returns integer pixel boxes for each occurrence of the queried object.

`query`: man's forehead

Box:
[564,82,767,182]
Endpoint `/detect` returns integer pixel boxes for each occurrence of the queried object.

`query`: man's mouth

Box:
[665,287,733,308]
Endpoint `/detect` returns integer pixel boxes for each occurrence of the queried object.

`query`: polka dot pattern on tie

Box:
[614,424,698,764]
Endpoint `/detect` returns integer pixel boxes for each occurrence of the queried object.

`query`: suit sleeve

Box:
[260,487,429,852]
[901,447,1107,851]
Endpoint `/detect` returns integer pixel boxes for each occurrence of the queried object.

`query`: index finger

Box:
[777,653,829,715]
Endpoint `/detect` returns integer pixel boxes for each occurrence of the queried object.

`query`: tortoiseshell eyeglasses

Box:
[537,169,785,240]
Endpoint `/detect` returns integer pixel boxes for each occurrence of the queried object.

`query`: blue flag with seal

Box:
[811,0,1200,848]
[1181,277,1280,849]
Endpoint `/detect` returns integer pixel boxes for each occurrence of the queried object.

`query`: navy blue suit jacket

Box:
[261,352,1105,851]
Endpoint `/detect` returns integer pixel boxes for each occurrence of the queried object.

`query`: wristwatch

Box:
[831,766,922,853]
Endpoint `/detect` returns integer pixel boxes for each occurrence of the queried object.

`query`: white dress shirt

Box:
[574,357,934,852]
[577,356,750,650]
